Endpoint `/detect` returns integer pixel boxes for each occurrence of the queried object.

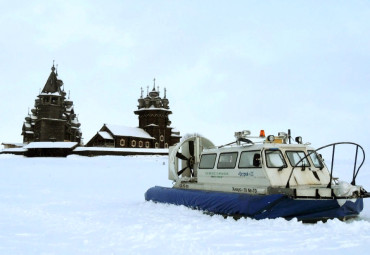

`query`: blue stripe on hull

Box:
[145,186,363,221]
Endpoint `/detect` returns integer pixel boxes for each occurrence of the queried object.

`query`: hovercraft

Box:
[145,130,370,221]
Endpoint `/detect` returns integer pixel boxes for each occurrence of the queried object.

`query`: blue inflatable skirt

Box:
[145,186,363,221]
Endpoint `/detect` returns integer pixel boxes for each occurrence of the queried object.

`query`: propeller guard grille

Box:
[168,135,215,181]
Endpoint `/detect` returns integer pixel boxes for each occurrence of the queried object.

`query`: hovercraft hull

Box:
[145,186,363,221]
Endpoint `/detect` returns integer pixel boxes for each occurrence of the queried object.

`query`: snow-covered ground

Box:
[0,154,370,255]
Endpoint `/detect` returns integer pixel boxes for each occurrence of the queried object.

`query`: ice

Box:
[0,154,370,254]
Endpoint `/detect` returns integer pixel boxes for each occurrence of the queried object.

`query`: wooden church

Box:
[21,64,82,145]
[86,80,181,149]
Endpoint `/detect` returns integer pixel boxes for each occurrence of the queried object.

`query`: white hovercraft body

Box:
[146,130,368,221]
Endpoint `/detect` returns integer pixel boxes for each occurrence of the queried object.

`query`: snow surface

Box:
[0,154,370,254]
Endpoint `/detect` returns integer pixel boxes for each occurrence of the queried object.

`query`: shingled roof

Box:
[41,64,64,94]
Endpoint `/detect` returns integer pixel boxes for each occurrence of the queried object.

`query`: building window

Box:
[155,142,159,148]
[120,138,125,147]
[160,135,164,142]
[131,140,136,147]
[165,143,168,148]
[139,141,143,148]
[145,141,150,148]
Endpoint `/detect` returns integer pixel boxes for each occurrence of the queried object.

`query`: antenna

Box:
[140,87,143,98]
[68,90,70,99]
[164,87,167,98]
[153,78,156,90]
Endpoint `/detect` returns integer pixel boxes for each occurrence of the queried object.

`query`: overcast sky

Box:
[1,1,370,158]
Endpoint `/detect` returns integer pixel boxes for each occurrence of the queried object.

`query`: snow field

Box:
[0,154,370,254]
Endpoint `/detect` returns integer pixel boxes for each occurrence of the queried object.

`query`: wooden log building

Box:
[86,80,181,149]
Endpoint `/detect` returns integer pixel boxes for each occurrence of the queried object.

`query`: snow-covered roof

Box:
[24,142,78,149]
[1,148,27,152]
[98,131,113,140]
[25,131,34,134]
[39,118,65,122]
[171,134,182,138]
[39,92,61,96]
[74,147,168,154]
[135,107,171,112]
[105,124,154,139]
[1,143,25,147]
[146,124,159,127]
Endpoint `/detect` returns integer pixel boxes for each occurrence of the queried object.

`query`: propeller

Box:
[168,134,215,181]
[176,141,195,177]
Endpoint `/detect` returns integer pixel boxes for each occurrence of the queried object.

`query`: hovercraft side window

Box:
[308,150,324,169]
[199,154,217,169]
[286,151,311,167]
[239,151,262,168]
[217,152,238,169]
[265,150,287,168]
